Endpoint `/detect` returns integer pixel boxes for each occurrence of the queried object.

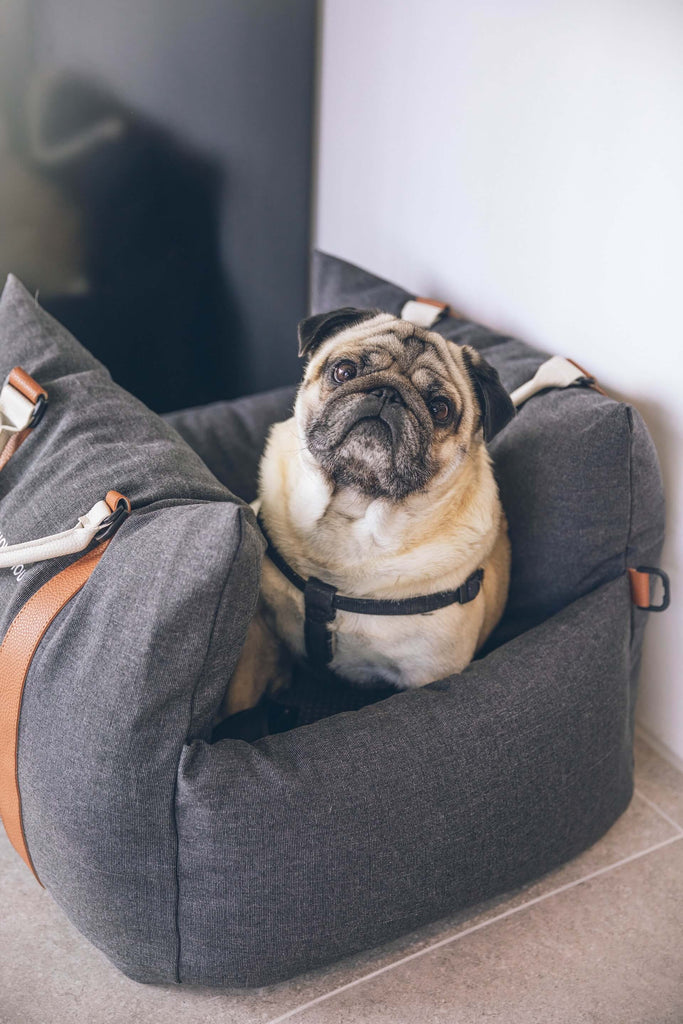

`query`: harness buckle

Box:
[304,576,337,665]
[631,565,671,612]
[28,393,48,428]
[94,500,130,542]
[457,568,484,604]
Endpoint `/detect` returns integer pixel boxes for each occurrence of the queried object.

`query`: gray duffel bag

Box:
[0,256,667,987]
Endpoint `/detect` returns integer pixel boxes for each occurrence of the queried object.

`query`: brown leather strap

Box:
[415,296,449,312]
[105,490,131,513]
[628,567,652,609]
[0,428,30,472]
[8,367,48,405]
[566,358,608,397]
[0,540,111,883]
[0,490,127,883]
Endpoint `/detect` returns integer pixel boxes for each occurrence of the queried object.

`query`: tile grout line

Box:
[633,787,683,834]
[265,833,683,1024]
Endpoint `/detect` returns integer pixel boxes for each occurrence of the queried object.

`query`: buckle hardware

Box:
[304,577,337,623]
[458,569,483,604]
[636,565,671,612]
[94,501,130,542]
[28,393,48,428]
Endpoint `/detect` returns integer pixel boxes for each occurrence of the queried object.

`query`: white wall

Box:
[315,0,683,763]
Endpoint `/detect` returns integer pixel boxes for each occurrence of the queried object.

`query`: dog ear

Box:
[297,307,380,359]
[461,346,515,442]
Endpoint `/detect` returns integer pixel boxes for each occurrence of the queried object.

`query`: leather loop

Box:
[566,358,608,397]
[628,566,671,612]
[415,296,449,313]
[7,367,48,405]
[105,491,131,513]
[0,539,111,883]
[628,568,651,609]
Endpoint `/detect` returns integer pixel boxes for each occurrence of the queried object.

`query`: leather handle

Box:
[0,540,112,883]
[0,429,30,472]
[0,493,126,883]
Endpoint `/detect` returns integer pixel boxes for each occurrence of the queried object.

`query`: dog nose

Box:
[370,386,402,404]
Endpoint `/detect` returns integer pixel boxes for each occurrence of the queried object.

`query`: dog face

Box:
[295,307,514,500]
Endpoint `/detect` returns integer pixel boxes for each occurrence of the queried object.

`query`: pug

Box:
[224,307,515,717]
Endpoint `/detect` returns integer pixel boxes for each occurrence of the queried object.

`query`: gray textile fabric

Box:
[0,259,666,988]
[0,276,263,982]
[166,387,296,504]
[177,575,633,986]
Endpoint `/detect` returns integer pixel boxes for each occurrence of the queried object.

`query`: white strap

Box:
[397,305,596,409]
[510,356,590,408]
[0,500,114,569]
[400,298,449,328]
[0,378,35,454]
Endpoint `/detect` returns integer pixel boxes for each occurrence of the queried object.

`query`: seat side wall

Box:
[176,575,633,986]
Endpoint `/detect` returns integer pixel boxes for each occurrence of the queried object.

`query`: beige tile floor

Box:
[1,733,681,1024]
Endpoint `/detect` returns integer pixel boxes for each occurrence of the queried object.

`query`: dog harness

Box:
[257,514,484,667]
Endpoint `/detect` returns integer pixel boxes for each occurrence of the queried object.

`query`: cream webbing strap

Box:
[400,297,451,328]
[0,491,130,883]
[0,367,48,472]
[399,303,604,408]
[0,499,123,568]
[510,356,607,408]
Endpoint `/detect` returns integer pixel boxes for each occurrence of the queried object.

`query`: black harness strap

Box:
[258,514,484,666]
[304,576,337,665]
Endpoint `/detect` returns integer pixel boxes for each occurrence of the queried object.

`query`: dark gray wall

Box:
[0,0,316,410]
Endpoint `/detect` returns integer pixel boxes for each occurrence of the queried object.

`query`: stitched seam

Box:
[172,505,253,984]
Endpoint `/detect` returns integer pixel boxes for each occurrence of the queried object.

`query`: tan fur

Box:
[222,314,511,715]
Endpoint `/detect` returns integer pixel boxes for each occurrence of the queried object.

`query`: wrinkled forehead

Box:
[310,313,460,380]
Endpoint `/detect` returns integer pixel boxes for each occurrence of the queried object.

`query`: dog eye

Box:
[332,360,357,383]
[429,397,452,423]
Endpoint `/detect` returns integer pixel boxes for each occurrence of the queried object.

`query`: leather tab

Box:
[415,296,449,313]
[0,539,111,884]
[8,367,48,405]
[628,566,671,612]
[566,358,608,397]
[628,568,651,609]
[304,576,337,665]
[105,491,131,513]
[415,297,464,320]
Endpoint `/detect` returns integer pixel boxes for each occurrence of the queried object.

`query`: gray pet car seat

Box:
[0,252,666,986]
